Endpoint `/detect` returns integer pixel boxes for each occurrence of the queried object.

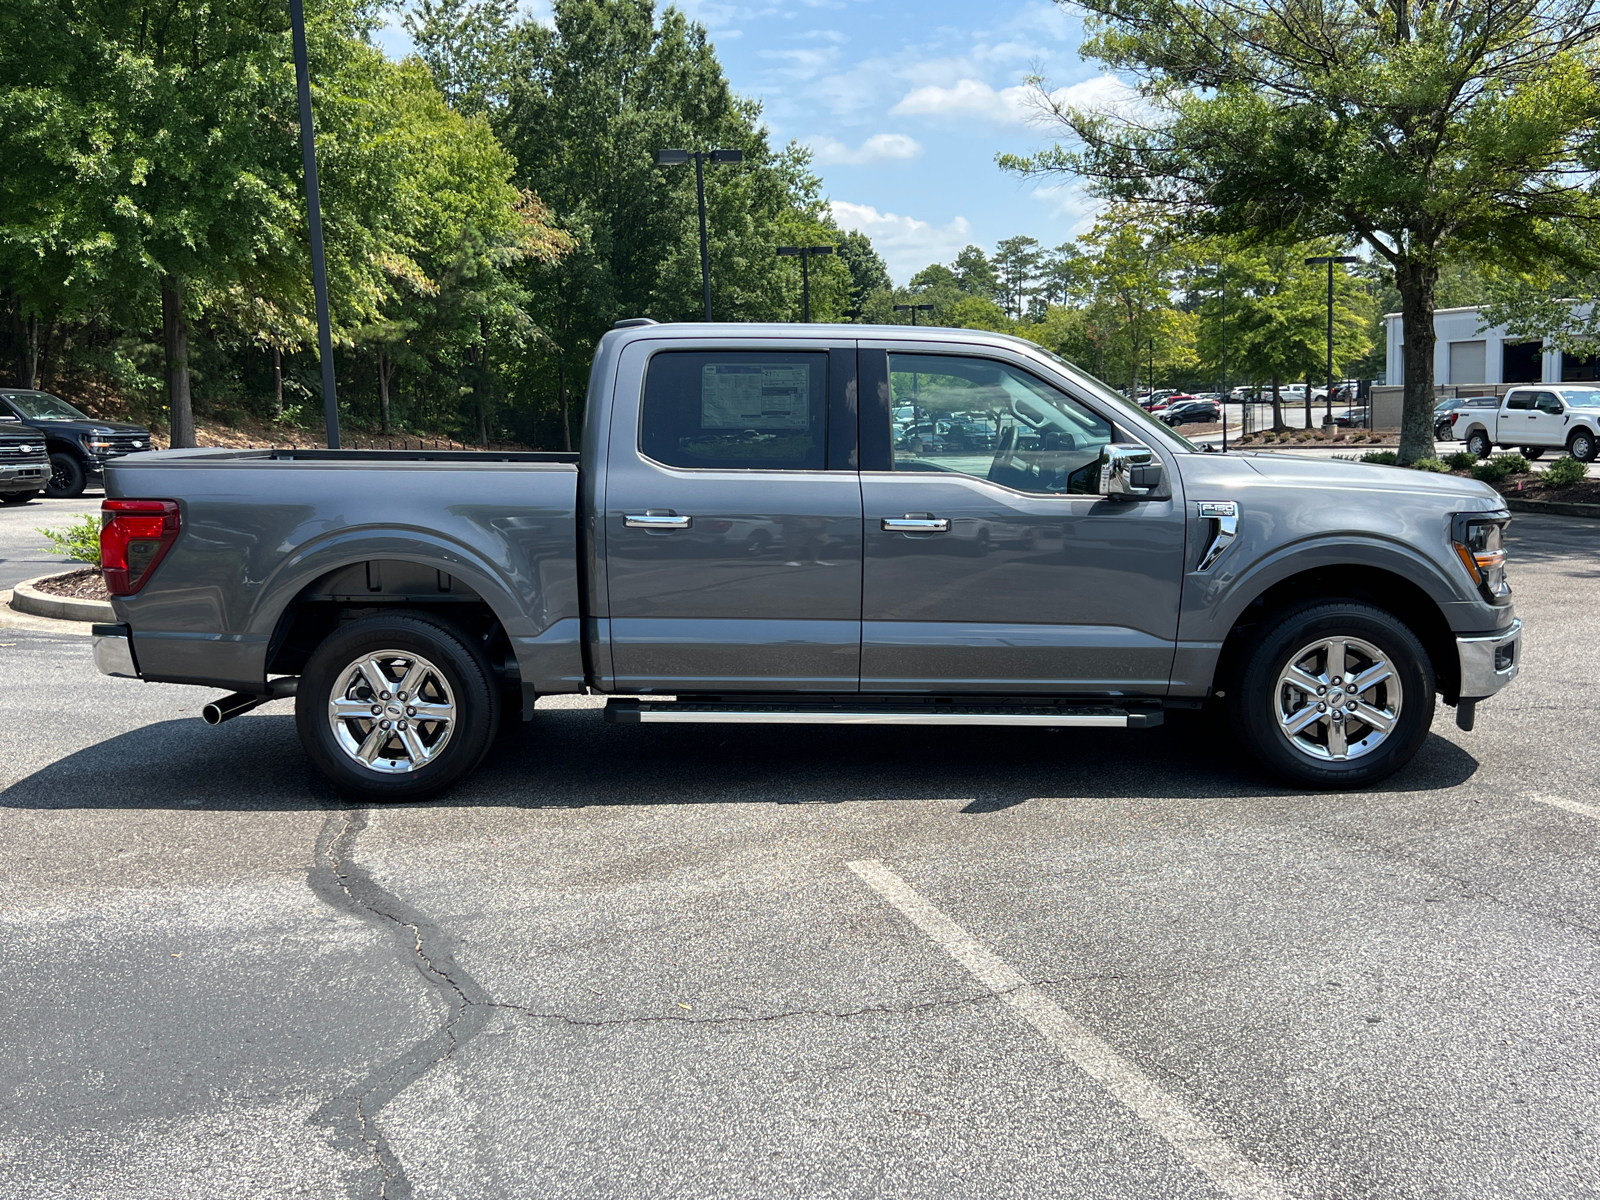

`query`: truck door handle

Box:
[625,513,691,529]
[882,516,950,533]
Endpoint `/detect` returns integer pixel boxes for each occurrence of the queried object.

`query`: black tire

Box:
[1,490,39,505]
[295,611,500,801]
[1464,430,1491,459]
[1227,600,1435,790]
[1569,427,1597,463]
[45,452,86,498]
[1519,447,1545,461]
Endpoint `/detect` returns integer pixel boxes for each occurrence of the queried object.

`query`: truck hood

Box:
[1234,452,1504,506]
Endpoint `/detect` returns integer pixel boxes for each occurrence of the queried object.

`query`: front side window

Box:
[1535,392,1565,414]
[2,391,88,420]
[888,354,1112,495]
[640,351,827,471]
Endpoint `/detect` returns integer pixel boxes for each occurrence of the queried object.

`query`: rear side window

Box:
[641,351,827,471]
[1505,393,1533,410]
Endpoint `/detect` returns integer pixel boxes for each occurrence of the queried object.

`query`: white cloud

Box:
[829,200,973,283]
[807,133,922,165]
[891,74,1138,127]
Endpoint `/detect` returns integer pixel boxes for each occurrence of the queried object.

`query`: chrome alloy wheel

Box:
[1274,636,1402,762]
[327,650,457,774]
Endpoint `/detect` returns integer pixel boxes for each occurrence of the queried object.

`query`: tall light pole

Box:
[1306,254,1361,426]
[893,303,934,326]
[777,245,834,322]
[289,0,339,448]
[654,149,744,320]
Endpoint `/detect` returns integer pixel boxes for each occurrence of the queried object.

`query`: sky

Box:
[375,0,1125,284]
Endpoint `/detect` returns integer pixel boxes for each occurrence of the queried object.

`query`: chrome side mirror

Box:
[1099,443,1162,500]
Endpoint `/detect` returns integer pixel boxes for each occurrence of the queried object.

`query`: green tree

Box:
[993,235,1043,320]
[1004,0,1600,462]
[836,230,891,320]
[952,245,1000,301]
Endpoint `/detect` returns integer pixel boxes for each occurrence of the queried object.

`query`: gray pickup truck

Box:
[93,322,1521,798]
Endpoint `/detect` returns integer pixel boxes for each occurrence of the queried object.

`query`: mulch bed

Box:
[1492,472,1600,506]
[34,567,110,601]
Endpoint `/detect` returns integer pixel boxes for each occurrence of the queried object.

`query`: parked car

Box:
[1435,395,1500,441]
[95,321,1521,799]
[1160,400,1220,426]
[0,389,153,498]
[1453,387,1600,461]
[1333,406,1371,428]
[0,427,50,504]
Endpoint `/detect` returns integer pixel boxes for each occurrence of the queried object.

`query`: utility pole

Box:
[893,303,934,326]
[654,149,745,320]
[289,0,339,448]
[1306,253,1361,427]
[776,245,835,322]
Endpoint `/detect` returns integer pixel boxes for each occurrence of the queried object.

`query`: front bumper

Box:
[0,461,48,488]
[1458,619,1521,700]
[92,623,140,679]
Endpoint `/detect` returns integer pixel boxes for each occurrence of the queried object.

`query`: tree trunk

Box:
[1304,372,1313,430]
[556,351,571,452]
[377,347,392,434]
[23,312,39,388]
[1270,376,1285,431]
[1394,257,1440,464]
[272,344,284,419]
[162,276,195,448]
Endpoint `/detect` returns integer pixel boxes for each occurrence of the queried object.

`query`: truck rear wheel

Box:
[1464,430,1491,459]
[1228,601,1435,790]
[295,612,500,801]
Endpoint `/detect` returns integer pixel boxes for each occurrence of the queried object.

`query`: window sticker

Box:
[701,363,810,430]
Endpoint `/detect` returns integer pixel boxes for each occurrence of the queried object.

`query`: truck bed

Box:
[103,448,584,694]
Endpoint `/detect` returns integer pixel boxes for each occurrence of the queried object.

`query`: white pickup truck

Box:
[1456,385,1600,462]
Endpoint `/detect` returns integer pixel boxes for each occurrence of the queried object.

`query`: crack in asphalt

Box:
[308,806,491,1200]
[484,972,1127,1029]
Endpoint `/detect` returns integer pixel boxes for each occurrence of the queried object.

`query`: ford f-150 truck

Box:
[92,322,1522,799]
[1454,385,1600,462]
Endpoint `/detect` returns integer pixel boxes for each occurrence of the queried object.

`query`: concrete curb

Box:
[0,590,95,635]
[9,574,116,623]
[1505,497,1600,520]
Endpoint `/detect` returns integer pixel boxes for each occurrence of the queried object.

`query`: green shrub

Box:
[37,515,102,566]
[1471,453,1531,484]
[1361,450,1398,465]
[1444,451,1478,471]
[1411,457,1450,473]
[1542,455,1588,487]
[1494,453,1530,475]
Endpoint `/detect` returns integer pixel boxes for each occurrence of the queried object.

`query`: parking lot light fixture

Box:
[1306,254,1362,424]
[776,245,835,322]
[653,149,745,320]
[893,302,935,327]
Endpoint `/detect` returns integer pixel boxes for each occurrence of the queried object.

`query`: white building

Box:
[1383,304,1597,388]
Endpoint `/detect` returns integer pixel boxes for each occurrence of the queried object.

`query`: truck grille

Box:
[0,442,46,460]
[101,433,152,455]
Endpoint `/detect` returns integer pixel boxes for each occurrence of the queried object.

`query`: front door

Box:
[858,346,1186,695]
[603,341,863,693]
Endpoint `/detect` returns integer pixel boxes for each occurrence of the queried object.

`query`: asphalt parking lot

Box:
[1,513,1597,1200]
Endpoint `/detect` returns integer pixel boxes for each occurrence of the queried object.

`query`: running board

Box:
[605,699,1161,728]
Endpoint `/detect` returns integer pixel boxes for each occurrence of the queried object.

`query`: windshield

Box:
[1557,388,1600,407]
[2,391,89,420]
[1026,343,1200,451]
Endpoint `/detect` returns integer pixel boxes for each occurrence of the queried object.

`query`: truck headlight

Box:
[1452,512,1511,603]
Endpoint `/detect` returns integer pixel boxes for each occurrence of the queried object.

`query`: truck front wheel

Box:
[1569,428,1597,463]
[295,612,500,801]
[1228,601,1435,790]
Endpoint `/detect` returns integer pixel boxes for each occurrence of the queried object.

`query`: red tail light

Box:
[1450,412,1461,426]
[101,499,180,595]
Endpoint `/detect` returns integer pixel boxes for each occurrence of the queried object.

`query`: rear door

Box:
[602,337,863,693]
[857,342,1186,695]
[1528,391,1568,447]
[1499,390,1535,443]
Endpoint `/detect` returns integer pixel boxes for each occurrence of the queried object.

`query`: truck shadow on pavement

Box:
[0,703,1480,812]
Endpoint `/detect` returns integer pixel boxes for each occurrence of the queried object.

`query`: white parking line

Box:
[848,859,1288,1200]
[1532,794,1600,822]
